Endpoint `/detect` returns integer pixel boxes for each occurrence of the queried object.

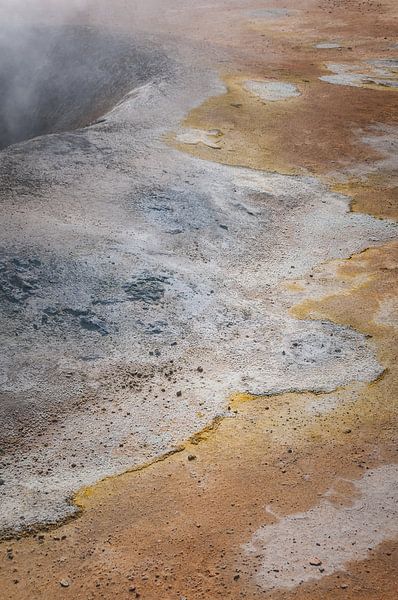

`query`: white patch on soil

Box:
[320,60,398,88]
[244,80,301,102]
[245,8,292,20]
[315,42,341,49]
[245,465,398,590]
[176,128,223,149]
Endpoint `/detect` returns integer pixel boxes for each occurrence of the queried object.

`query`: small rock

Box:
[188,454,196,461]
[59,579,70,588]
[233,574,240,581]
[176,390,182,397]
[343,428,352,434]
[309,558,322,567]
[340,583,349,589]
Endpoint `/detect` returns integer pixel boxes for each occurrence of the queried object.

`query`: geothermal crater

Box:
[0,1,397,599]
[0,25,165,149]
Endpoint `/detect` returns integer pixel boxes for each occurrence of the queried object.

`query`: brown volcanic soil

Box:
[173,0,398,219]
[0,1,397,599]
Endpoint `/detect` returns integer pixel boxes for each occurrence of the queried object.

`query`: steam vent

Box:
[0,1,397,598]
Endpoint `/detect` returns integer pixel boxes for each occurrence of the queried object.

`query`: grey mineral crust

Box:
[0,23,395,536]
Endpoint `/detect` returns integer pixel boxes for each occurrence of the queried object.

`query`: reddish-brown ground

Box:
[173,0,398,219]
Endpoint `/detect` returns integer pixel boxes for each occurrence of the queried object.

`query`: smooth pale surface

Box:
[245,79,301,101]
[246,465,398,589]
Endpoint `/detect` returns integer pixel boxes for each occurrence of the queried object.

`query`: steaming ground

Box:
[0,24,395,533]
[0,3,397,598]
[0,24,168,149]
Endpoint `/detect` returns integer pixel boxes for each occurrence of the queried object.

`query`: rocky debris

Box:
[309,558,322,566]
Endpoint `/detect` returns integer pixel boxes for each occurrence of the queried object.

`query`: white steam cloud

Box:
[0,0,156,149]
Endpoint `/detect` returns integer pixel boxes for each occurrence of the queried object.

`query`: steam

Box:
[0,0,157,149]
[0,0,90,25]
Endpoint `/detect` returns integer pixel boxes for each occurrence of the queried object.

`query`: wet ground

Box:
[0,0,397,598]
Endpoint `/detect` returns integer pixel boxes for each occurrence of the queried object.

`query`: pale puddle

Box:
[245,465,398,589]
[176,128,223,149]
[244,80,301,102]
[320,60,398,89]
[314,42,342,49]
[245,8,292,20]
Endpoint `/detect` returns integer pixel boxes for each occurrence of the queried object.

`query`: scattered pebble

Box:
[309,558,322,566]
